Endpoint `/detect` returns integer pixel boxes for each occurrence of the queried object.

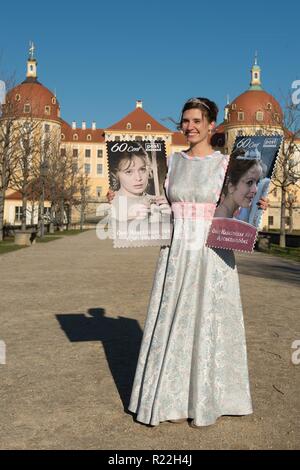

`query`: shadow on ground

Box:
[236,253,300,286]
[56,308,143,410]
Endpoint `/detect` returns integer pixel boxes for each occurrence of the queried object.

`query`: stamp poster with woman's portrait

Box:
[106,140,171,248]
[206,135,283,252]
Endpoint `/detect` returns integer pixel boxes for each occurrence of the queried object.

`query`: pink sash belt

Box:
[171,202,216,220]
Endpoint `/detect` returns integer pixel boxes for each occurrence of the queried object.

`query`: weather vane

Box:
[29,41,35,60]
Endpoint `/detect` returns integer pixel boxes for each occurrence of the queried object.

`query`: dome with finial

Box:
[225,55,283,128]
[2,42,61,122]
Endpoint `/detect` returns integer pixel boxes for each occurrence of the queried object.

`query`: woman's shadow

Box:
[56,308,143,411]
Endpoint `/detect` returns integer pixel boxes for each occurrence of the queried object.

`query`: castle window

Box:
[45,105,51,115]
[238,112,244,121]
[61,148,66,157]
[84,163,91,174]
[97,164,103,175]
[274,113,281,123]
[87,134,92,141]
[146,123,151,131]
[15,94,21,101]
[268,216,274,226]
[15,206,23,222]
[73,133,78,141]
[256,111,264,121]
[126,123,132,130]
[52,97,56,105]
[73,148,78,158]
[44,124,50,133]
[97,149,103,158]
[267,103,272,110]
[85,149,91,158]
[254,72,258,79]
[61,133,65,140]
[24,104,31,113]
[231,103,236,110]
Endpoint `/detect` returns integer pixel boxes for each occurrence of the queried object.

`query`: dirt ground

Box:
[0,229,299,449]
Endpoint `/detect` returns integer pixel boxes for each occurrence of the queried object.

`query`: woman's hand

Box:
[153,196,172,215]
[257,196,269,211]
[107,189,115,203]
[128,203,150,220]
[154,196,168,205]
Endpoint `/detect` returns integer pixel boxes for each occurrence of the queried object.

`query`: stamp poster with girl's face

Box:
[106,140,171,248]
[206,135,283,252]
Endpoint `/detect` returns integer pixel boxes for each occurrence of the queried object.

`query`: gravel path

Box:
[0,230,299,449]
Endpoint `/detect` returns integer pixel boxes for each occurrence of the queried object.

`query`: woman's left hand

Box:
[257,196,269,211]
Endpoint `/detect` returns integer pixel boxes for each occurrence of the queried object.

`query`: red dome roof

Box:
[3,79,61,121]
[227,89,283,127]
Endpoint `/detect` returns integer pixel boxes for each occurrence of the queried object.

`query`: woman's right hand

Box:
[107,189,115,203]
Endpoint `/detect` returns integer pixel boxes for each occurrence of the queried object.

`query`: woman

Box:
[110,148,154,221]
[215,148,264,219]
[114,98,268,427]
[110,148,170,221]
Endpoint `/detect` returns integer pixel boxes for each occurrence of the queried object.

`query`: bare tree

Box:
[0,80,22,240]
[269,98,300,246]
[44,141,86,232]
[286,187,298,233]
[9,117,40,231]
[78,174,90,231]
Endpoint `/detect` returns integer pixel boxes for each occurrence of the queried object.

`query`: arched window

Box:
[126,122,132,130]
[52,97,56,105]
[146,123,151,131]
[87,134,92,141]
[15,94,21,101]
[73,133,78,141]
[61,133,65,140]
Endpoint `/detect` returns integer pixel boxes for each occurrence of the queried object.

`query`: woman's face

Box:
[117,155,149,196]
[230,163,262,208]
[181,108,214,145]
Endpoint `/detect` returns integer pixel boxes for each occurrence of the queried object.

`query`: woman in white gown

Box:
[127,97,268,427]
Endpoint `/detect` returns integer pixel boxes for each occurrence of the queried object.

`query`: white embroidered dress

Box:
[128,151,253,426]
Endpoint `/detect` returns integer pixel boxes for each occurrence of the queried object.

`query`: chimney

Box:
[72,121,76,130]
[136,100,143,109]
[92,121,96,130]
[82,121,86,130]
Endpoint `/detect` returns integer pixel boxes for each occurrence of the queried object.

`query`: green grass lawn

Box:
[0,229,90,254]
[268,244,300,263]
[0,239,27,255]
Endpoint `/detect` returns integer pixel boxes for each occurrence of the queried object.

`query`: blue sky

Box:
[1,0,299,129]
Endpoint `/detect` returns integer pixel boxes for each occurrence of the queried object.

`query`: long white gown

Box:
[128,151,253,426]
